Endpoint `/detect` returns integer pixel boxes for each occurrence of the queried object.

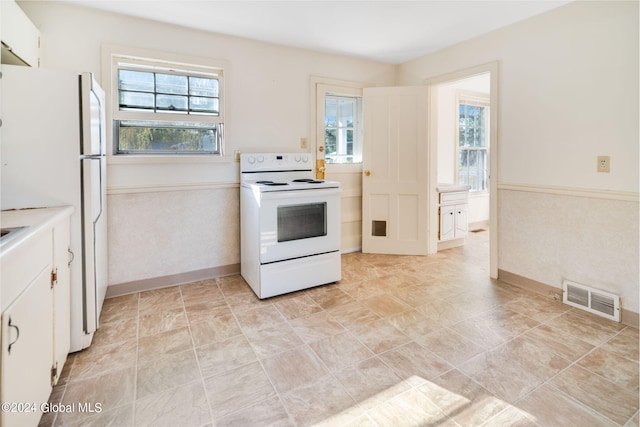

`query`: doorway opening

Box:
[427,63,498,278]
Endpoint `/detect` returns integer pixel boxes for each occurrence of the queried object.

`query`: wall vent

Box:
[562,280,620,322]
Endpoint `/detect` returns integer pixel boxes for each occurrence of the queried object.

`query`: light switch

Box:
[300,137,308,149]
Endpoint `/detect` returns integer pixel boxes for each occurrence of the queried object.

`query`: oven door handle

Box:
[260,187,340,200]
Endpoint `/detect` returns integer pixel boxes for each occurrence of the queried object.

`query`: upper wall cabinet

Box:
[1,0,40,67]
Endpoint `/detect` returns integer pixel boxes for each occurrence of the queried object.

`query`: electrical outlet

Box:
[300,137,308,149]
[597,155,610,173]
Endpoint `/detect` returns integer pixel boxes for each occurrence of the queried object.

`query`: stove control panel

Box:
[241,153,311,172]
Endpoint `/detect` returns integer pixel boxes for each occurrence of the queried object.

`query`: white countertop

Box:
[436,184,471,193]
[1,206,75,258]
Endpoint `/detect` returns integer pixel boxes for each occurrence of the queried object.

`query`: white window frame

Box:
[323,94,362,164]
[102,44,228,161]
[314,80,364,170]
[455,90,490,193]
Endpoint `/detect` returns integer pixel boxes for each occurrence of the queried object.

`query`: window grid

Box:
[458,100,489,192]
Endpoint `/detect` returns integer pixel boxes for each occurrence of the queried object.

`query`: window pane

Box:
[119,91,155,110]
[118,70,154,92]
[156,73,188,95]
[325,98,337,128]
[156,94,188,112]
[338,100,354,127]
[189,97,219,115]
[189,76,218,97]
[117,121,220,153]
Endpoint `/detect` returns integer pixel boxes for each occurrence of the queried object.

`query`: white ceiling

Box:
[63,0,572,64]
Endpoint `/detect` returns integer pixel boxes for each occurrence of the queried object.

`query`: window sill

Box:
[107,154,235,165]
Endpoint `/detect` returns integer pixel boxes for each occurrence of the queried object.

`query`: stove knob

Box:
[257,155,264,163]
[247,155,255,164]
[301,154,309,163]
[294,155,301,162]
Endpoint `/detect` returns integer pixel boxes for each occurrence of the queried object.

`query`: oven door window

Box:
[277,203,327,242]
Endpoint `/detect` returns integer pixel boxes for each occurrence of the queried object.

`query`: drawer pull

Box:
[7,317,20,354]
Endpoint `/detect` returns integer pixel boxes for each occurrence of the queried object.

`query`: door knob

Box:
[318,166,326,173]
[364,170,371,176]
[318,146,324,152]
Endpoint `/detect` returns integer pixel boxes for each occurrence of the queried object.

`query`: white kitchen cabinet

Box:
[0,207,72,427]
[0,0,40,67]
[1,266,53,427]
[438,189,469,242]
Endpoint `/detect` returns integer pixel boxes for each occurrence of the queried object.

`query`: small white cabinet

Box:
[0,0,40,67]
[0,207,72,427]
[438,189,469,243]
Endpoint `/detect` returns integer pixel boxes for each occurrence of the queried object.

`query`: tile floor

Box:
[40,231,639,426]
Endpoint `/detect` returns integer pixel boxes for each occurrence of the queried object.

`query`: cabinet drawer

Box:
[1,231,51,311]
[440,191,468,204]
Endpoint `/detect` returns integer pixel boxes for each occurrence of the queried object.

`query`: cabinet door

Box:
[439,205,455,241]
[1,266,54,427]
[52,220,71,384]
[455,204,468,238]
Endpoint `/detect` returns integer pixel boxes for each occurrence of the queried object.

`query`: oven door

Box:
[259,188,340,263]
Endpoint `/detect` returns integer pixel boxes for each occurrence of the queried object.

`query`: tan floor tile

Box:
[100,294,138,325]
[481,406,539,427]
[459,337,570,403]
[551,364,639,425]
[91,316,137,348]
[244,322,304,359]
[218,277,254,298]
[196,334,257,378]
[137,326,193,364]
[386,309,441,338]
[419,369,509,426]
[204,361,276,418]
[280,375,357,426]
[367,388,450,426]
[601,327,640,362]
[290,311,345,343]
[360,293,411,317]
[138,307,187,337]
[308,286,356,310]
[450,308,540,349]
[379,341,453,382]
[138,286,183,316]
[62,367,135,424]
[190,314,243,347]
[516,384,618,427]
[234,304,286,332]
[71,338,137,381]
[412,299,472,327]
[184,299,231,324]
[262,346,329,394]
[213,395,293,427]
[180,278,224,306]
[273,294,323,320]
[349,318,411,354]
[327,301,381,329]
[136,349,200,400]
[577,347,640,391]
[334,357,408,409]
[503,292,570,322]
[58,404,134,427]
[518,324,594,362]
[134,381,210,427]
[309,331,374,372]
[418,327,487,367]
[545,309,626,346]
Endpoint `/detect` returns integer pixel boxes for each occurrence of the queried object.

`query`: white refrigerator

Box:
[1,65,108,352]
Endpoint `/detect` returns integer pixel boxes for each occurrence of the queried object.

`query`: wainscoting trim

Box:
[498,183,639,202]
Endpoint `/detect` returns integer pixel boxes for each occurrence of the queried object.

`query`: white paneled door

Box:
[362,86,429,255]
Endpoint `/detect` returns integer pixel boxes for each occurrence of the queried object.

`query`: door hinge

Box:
[51,268,58,289]
[51,363,58,386]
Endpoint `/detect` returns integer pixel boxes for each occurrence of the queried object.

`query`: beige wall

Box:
[398,1,639,314]
[20,1,396,286]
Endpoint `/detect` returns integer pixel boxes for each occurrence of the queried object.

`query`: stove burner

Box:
[293,179,324,184]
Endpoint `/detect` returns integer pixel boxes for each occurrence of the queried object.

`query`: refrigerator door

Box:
[81,156,107,334]
[80,73,106,156]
